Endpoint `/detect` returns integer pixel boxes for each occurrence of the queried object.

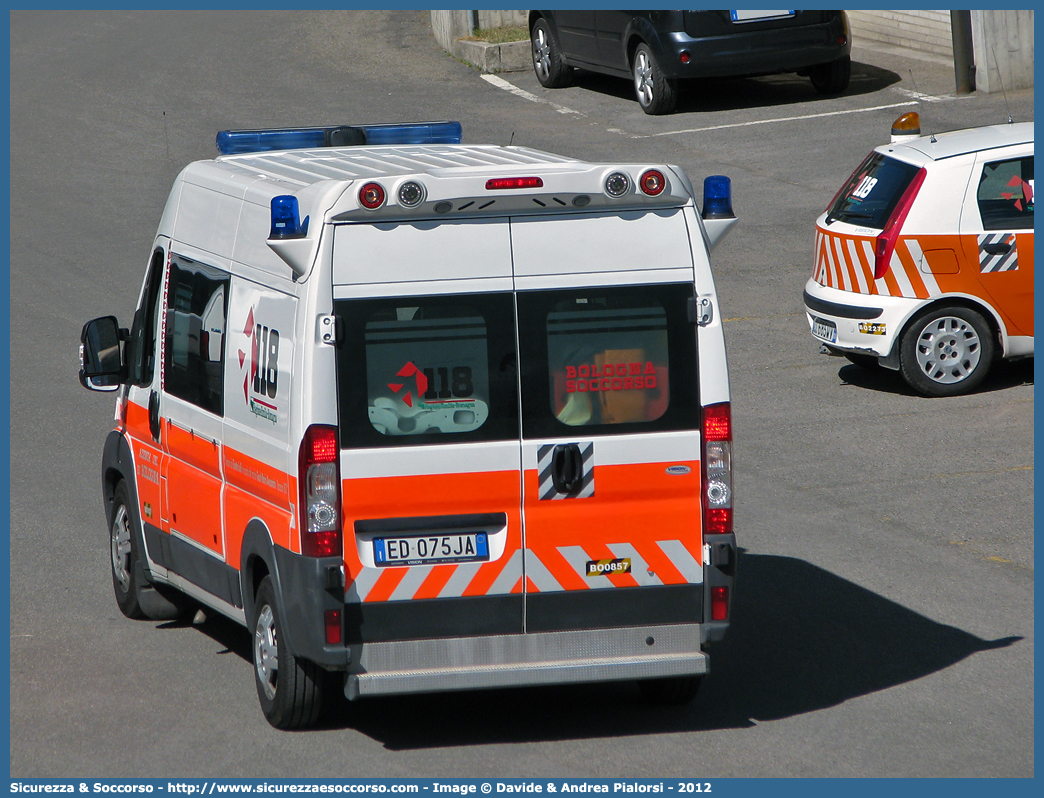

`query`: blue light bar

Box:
[216,122,462,155]
[357,121,462,145]
[702,175,734,219]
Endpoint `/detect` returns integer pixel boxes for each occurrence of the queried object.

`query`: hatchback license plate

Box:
[374,532,489,567]
[731,10,795,23]
[812,316,837,343]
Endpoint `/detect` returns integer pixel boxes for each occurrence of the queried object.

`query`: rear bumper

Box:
[344,623,707,699]
[803,278,923,359]
[661,16,850,79]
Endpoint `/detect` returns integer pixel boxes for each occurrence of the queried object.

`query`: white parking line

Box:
[481,74,583,115]
[638,101,921,138]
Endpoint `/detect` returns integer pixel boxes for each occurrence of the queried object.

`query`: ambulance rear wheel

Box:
[252,576,324,729]
[899,306,994,397]
[638,675,701,706]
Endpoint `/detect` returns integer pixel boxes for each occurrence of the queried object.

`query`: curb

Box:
[455,38,530,73]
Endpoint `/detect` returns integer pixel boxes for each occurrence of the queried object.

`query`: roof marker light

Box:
[639,169,666,196]
[360,182,386,210]
[702,175,734,219]
[486,177,544,190]
[269,195,308,240]
[605,172,630,197]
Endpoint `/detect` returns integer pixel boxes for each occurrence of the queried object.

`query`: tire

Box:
[899,306,995,397]
[844,353,880,370]
[252,575,325,729]
[110,481,186,621]
[632,43,678,115]
[639,675,702,706]
[531,18,572,88]
[810,55,851,94]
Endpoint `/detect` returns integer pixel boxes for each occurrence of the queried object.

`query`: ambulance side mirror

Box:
[79,316,127,392]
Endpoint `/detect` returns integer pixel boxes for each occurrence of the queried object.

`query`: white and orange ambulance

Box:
[79,122,738,729]
[803,113,1034,396]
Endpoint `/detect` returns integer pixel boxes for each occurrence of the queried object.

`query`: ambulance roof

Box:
[203,144,580,192]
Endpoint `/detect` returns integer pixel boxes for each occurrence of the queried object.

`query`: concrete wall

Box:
[971,10,1034,93]
[848,10,953,60]
[430,10,531,73]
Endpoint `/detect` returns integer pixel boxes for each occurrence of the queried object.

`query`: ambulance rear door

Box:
[511,209,705,633]
[332,218,524,644]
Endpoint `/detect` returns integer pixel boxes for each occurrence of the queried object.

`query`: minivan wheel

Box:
[632,44,678,115]
[531,18,572,88]
[899,306,994,397]
[810,55,851,94]
[252,575,325,729]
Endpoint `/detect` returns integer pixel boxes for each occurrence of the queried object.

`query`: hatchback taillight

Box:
[702,402,732,535]
[873,166,926,279]
[299,425,342,557]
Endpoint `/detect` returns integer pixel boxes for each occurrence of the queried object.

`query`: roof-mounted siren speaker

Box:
[701,175,738,252]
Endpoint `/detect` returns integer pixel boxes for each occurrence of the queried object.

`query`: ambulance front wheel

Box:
[252,575,325,729]
[638,675,702,706]
[899,305,995,397]
[110,480,185,621]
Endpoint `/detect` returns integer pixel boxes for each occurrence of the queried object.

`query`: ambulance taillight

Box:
[299,425,342,557]
[873,167,927,279]
[702,403,732,536]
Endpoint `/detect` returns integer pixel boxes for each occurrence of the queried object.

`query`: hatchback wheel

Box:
[531,18,572,88]
[899,306,994,396]
[632,44,678,115]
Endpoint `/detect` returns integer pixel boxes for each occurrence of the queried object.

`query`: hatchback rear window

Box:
[826,152,920,229]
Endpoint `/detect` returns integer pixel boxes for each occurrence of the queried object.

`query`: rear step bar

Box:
[344,623,707,699]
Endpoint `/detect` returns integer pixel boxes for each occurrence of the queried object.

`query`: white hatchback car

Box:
[803,113,1033,396]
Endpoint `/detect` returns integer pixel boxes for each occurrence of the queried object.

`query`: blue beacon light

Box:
[269,195,308,240]
[702,175,734,219]
[216,122,462,155]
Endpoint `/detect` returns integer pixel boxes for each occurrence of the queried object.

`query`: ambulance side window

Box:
[163,256,229,416]
[126,249,165,386]
[335,293,519,448]
[517,283,699,438]
[977,156,1034,230]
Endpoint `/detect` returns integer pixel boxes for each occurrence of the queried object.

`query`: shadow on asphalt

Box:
[181,549,1021,744]
[838,357,1034,397]
[565,59,901,115]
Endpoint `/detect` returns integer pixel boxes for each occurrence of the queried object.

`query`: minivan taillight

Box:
[873,166,926,279]
[299,425,342,557]
[702,402,732,536]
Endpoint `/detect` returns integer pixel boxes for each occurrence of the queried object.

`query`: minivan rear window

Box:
[826,152,920,229]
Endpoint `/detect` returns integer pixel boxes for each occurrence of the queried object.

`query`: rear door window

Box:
[976,156,1034,230]
[335,293,518,448]
[517,283,699,439]
[826,152,921,229]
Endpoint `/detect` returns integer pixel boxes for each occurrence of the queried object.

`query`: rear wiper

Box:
[826,211,872,226]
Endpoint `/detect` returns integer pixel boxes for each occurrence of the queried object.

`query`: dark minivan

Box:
[530,10,851,114]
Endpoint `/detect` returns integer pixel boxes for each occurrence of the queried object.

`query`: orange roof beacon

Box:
[803,112,1033,396]
[79,122,739,728]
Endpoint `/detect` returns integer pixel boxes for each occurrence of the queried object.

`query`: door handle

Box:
[148,390,161,443]
[983,241,1013,255]
[551,443,583,494]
